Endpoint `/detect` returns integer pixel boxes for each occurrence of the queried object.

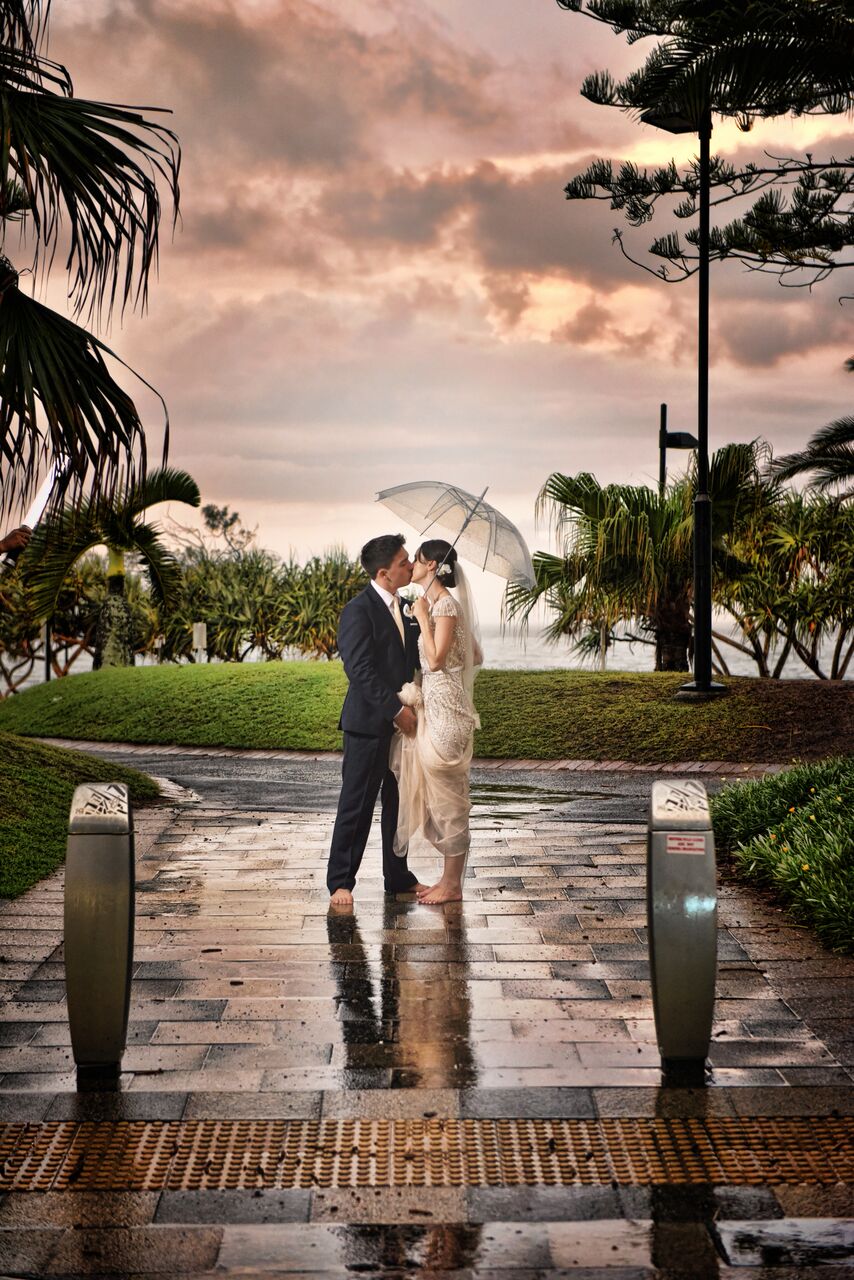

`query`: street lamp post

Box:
[640,106,725,699]
[658,402,698,498]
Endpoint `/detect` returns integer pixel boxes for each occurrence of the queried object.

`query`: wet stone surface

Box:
[0,753,852,1275]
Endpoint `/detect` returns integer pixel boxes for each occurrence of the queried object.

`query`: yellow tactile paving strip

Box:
[0,1117,852,1191]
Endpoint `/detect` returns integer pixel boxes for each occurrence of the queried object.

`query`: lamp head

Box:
[640,106,697,134]
[666,431,700,450]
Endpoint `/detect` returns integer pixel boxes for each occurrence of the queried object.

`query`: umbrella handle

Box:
[422,486,489,594]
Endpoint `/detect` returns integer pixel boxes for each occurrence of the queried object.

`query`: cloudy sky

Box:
[42,0,853,618]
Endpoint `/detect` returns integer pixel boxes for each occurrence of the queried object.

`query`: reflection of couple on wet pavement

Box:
[325,903,482,1271]
[327,532,481,908]
[326,902,476,1089]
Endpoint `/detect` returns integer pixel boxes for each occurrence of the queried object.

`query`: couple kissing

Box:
[326,532,482,908]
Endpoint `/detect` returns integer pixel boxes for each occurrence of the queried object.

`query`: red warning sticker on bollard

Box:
[665,833,708,855]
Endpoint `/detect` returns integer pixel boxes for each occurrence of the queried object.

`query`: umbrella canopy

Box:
[376,481,535,589]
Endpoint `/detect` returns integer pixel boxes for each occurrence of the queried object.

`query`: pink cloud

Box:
[27,0,852,602]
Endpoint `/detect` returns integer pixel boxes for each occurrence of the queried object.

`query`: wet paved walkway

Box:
[0,755,853,1276]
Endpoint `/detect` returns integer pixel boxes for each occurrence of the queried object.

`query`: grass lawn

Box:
[0,733,160,899]
[0,663,851,762]
[712,757,854,953]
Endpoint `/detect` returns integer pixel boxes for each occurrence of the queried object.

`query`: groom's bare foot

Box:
[419,881,463,904]
[329,888,353,908]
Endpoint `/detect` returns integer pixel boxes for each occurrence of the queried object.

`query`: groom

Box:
[327,533,425,906]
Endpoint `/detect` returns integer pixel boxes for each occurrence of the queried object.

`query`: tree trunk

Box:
[652,598,692,672]
[94,570,134,669]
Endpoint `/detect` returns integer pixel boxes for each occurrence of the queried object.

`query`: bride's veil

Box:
[452,561,482,717]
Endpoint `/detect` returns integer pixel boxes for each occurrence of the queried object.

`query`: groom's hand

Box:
[394,705,417,737]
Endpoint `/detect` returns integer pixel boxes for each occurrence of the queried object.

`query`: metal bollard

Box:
[647,780,717,1069]
[65,783,135,1090]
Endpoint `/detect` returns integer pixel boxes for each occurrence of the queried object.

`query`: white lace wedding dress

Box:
[391,592,480,861]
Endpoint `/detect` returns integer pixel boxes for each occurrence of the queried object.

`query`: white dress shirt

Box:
[371,580,406,721]
[370,580,396,608]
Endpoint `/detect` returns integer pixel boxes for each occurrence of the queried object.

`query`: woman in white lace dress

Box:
[390,539,482,904]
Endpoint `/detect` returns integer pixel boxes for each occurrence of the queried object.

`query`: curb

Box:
[35,737,782,778]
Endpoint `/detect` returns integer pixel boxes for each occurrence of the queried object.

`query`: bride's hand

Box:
[412,596,430,626]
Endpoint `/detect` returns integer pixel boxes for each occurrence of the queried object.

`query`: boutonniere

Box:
[397,585,421,619]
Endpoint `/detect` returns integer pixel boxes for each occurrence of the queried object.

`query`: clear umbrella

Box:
[376,481,535,588]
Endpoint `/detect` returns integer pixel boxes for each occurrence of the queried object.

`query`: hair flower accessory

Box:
[438,563,453,577]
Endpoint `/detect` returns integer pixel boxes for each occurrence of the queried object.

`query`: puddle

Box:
[470,781,610,818]
[716,1219,854,1267]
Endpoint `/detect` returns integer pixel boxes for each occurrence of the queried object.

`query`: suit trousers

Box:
[327,730,418,894]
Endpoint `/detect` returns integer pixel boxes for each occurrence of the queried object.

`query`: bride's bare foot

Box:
[419,880,463,904]
[329,888,353,908]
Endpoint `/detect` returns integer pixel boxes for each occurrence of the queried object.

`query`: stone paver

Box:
[0,765,852,1276]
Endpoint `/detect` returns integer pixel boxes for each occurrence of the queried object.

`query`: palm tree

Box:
[22,468,199,667]
[276,551,367,659]
[507,443,768,672]
[723,491,854,679]
[159,547,365,663]
[769,357,854,501]
[0,0,180,516]
[161,549,289,664]
[771,418,854,502]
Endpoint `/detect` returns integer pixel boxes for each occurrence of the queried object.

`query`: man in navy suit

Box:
[327,533,425,906]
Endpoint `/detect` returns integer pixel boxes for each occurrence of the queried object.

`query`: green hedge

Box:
[711,757,854,953]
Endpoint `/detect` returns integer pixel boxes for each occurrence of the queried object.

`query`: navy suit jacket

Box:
[337,585,421,736]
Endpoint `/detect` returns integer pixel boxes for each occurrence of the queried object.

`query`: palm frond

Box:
[705,439,771,536]
[537,471,609,530]
[21,501,104,619]
[0,175,29,218]
[129,523,181,607]
[0,1,48,54]
[20,464,196,614]
[505,550,576,618]
[0,260,167,517]
[0,45,180,318]
[123,467,200,520]
[771,417,854,494]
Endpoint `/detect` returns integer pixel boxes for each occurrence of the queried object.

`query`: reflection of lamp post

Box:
[658,403,698,498]
[640,107,725,698]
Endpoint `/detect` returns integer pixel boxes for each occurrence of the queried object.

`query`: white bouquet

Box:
[397,680,423,709]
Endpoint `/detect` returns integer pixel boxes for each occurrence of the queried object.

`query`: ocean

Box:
[479,624,845,679]
[13,621,848,690]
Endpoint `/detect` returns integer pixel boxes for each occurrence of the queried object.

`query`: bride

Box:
[390,539,482,904]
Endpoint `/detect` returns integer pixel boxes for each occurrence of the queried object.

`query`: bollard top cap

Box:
[649,780,711,830]
[68,782,132,834]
